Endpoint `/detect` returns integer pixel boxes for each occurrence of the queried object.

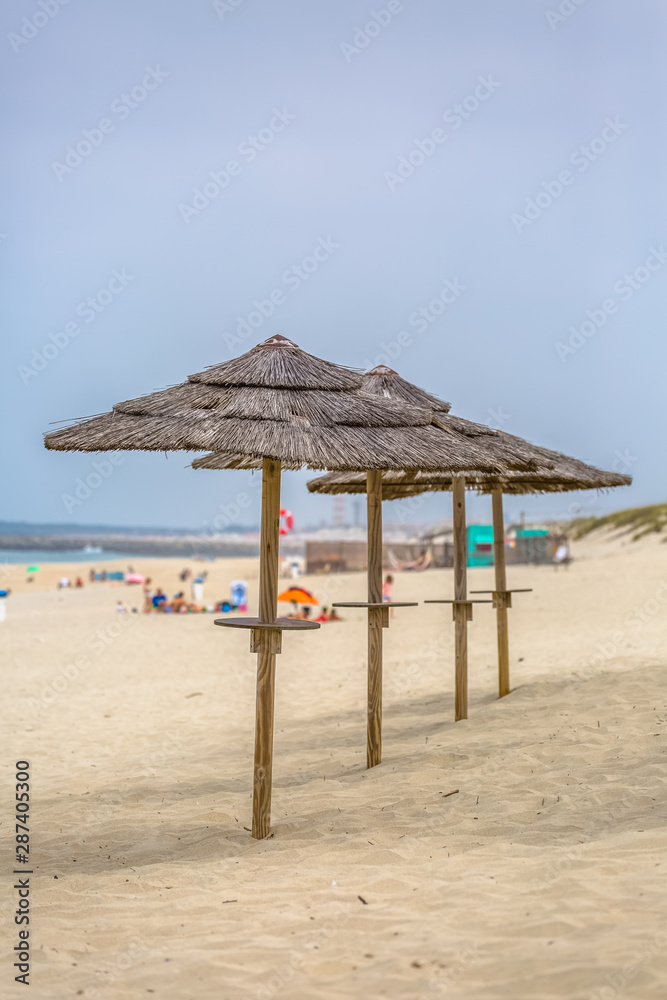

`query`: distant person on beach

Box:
[116,600,127,614]
[230,580,248,612]
[554,542,571,569]
[142,578,153,613]
[171,592,187,613]
[58,576,70,590]
[382,574,393,602]
[315,606,329,622]
[75,577,84,588]
[152,589,167,611]
[89,568,95,583]
[327,607,342,621]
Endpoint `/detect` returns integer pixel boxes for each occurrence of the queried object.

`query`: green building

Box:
[466,524,549,566]
[467,524,495,567]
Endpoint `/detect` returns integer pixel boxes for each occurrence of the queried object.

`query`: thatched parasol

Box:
[307,369,631,714]
[45,336,542,838]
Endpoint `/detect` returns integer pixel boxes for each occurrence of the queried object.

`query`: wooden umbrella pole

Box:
[452,475,468,721]
[366,469,383,768]
[252,457,281,839]
[492,487,511,698]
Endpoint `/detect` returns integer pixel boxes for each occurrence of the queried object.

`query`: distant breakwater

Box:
[0,535,303,559]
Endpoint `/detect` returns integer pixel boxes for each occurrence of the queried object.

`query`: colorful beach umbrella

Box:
[277,586,318,605]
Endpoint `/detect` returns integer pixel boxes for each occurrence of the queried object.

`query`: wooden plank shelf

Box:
[469,589,533,595]
[332,602,418,608]
[214,617,320,630]
[424,599,493,604]
[424,597,492,623]
[469,588,533,610]
[215,615,320,656]
[332,601,418,630]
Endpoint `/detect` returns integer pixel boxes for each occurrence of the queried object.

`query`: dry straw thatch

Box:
[307,464,632,499]
[44,338,545,474]
[304,366,632,498]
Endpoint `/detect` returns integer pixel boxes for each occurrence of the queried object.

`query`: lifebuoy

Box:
[279,507,294,536]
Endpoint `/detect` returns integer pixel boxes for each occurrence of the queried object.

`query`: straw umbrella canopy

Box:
[306,369,631,715]
[44,335,541,838]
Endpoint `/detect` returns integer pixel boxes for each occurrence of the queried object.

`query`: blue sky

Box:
[1,0,664,530]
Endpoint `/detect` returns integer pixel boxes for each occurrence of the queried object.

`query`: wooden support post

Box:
[452,476,468,721]
[252,457,281,840]
[366,469,383,768]
[492,487,510,698]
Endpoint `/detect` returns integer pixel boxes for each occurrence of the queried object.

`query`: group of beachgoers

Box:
[286,604,342,622]
[57,575,85,589]
[135,577,208,614]
[112,571,245,616]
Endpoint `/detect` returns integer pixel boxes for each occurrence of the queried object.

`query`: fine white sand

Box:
[3,532,667,999]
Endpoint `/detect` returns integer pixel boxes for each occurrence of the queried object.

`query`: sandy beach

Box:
[3,532,667,999]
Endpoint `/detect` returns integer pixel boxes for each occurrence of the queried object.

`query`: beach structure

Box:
[195,362,550,764]
[44,335,538,837]
[308,366,632,721]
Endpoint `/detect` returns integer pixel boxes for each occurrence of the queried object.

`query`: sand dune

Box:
[3,533,667,999]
